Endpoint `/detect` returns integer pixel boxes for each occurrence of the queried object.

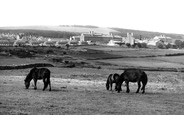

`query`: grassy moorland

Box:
[0,45,184,71]
[1,45,184,115]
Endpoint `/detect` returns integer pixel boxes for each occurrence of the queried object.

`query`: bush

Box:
[181,41,184,48]
[175,40,182,49]
[9,48,33,58]
[157,43,165,49]
[141,43,147,48]
[135,43,147,48]
[46,49,54,54]
[126,43,131,47]
[137,43,142,48]
[165,43,172,49]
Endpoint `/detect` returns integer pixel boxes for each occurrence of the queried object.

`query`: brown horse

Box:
[106,73,121,91]
[116,69,148,94]
[24,67,51,91]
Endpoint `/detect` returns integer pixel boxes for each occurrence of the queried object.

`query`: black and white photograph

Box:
[0,0,184,114]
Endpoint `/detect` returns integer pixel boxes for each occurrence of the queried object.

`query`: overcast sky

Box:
[0,0,183,34]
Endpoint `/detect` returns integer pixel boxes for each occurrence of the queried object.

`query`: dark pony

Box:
[24,67,51,91]
[116,69,148,94]
[106,73,121,91]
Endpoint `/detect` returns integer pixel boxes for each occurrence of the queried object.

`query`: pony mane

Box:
[25,67,37,81]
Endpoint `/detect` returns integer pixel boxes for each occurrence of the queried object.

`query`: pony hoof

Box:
[34,88,37,90]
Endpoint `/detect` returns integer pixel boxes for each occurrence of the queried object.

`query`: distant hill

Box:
[0,26,183,40]
[110,28,184,40]
[0,26,117,35]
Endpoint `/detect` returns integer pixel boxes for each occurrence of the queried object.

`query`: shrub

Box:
[46,49,54,54]
[175,40,182,49]
[181,41,184,48]
[126,43,131,47]
[157,43,165,49]
[165,43,172,49]
[137,43,142,48]
[141,43,147,48]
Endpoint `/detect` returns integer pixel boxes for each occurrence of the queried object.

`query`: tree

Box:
[137,43,142,48]
[175,40,182,49]
[141,43,147,48]
[165,43,172,49]
[156,42,165,49]
[126,43,131,48]
[181,41,184,48]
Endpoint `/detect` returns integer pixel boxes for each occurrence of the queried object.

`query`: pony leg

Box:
[110,83,113,91]
[43,78,51,91]
[48,79,51,91]
[115,83,117,91]
[116,84,122,91]
[136,81,141,93]
[126,81,130,93]
[34,79,37,90]
[43,79,46,91]
[141,74,147,94]
[141,84,146,94]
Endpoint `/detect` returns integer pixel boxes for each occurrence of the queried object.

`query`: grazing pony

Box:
[116,69,148,94]
[24,67,51,91]
[106,73,121,91]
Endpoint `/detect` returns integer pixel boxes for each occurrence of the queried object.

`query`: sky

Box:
[0,0,184,34]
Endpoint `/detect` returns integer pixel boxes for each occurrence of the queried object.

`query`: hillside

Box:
[0,26,117,35]
[111,28,184,40]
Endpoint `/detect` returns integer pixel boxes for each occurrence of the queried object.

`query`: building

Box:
[79,31,114,44]
[147,35,173,46]
[55,40,69,47]
[122,33,135,45]
[0,40,14,46]
[14,40,27,46]
[107,39,121,46]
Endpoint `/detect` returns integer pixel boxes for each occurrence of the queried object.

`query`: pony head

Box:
[24,67,37,89]
[24,79,30,89]
[116,73,124,93]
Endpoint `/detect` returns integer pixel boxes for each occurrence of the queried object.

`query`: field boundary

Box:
[0,63,54,70]
[88,53,184,60]
[117,66,184,72]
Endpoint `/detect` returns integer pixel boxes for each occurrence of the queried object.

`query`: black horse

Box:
[116,69,148,94]
[106,73,121,91]
[24,67,51,91]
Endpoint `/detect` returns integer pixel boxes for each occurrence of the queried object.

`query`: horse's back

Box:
[37,68,50,79]
[123,69,146,82]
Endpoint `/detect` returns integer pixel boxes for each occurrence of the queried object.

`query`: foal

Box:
[106,73,121,91]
